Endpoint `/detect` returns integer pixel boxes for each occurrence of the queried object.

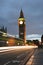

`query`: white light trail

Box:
[0,46,38,52]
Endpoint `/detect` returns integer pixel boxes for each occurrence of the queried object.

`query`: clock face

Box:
[19,21,23,24]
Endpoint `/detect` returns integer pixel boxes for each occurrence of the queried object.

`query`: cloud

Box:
[26,34,41,41]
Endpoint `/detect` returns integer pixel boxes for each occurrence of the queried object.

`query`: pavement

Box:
[26,48,43,65]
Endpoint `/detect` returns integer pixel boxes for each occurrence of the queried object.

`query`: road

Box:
[0,46,36,65]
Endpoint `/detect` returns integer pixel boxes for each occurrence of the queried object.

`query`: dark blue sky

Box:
[0,0,43,35]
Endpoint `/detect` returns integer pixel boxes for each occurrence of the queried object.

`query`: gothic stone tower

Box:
[18,9,26,44]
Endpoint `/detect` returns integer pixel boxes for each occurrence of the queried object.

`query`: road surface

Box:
[0,46,36,65]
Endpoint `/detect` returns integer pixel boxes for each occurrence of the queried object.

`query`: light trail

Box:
[0,46,38,52]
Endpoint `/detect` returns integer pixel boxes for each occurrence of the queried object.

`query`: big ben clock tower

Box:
[18,9,26,44]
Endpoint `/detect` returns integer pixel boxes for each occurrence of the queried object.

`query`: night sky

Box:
[0,0,43,36]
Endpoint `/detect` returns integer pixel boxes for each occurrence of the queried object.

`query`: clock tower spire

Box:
[18,9,26,45]
[19,9,24,18]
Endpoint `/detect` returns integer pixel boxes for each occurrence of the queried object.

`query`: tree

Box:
[41,35,43,43]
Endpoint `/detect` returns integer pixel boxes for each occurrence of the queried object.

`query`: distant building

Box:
[18,9,26,44]
[0,26,7,37]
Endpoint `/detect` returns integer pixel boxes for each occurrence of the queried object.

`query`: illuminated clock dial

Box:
[19,21,23,24]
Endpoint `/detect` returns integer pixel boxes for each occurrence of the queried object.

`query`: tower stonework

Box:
[18,9,26,44]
